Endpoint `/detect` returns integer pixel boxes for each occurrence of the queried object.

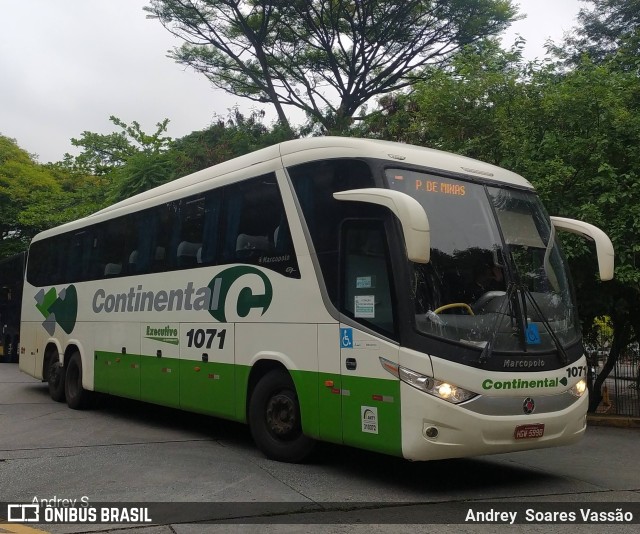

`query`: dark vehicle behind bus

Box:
[0,252,26,362]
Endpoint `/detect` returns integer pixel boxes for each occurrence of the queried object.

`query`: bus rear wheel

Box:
[249,369,315,463]
[47,349,65,402]
[65,352,91,410]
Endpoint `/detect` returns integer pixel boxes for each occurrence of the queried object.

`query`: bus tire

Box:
[47,350,66,403]
[64,352,91,410]
[249,369,315,463]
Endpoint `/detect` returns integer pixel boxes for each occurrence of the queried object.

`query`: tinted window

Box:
[288,159,376,305]
[26,172,299,285]
[220,174,299,278]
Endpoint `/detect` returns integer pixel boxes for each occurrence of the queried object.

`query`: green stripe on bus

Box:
[94,351,239,420]
[341,374,402,457]
[94,351,140,399]
[293,370,402,456]
[94,353,401,457]
[180,359,237,419]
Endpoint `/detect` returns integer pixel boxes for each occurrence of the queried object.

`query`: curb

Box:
[587,414,640,428]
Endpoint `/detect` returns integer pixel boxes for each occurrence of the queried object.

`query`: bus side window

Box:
[172,196,205,269]
[199,191,221,265]
[127,209,160,275]
[94,217,131,279]
[220,173,299,278]
[67,230,93,282]
[150,203,175,272]
[26,239,56,286]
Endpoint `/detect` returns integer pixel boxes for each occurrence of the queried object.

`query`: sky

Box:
[1,0,586,164]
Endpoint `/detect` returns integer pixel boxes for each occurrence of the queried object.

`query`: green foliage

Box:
[560,0,640,67]
[0,135,105,259]
[109,151,176,202]
[171,108,293,176]
[64,116,176,202]
[67,116,172,176]
[146,0,518,134]
[586,315,614,349]
[65,110,293,203]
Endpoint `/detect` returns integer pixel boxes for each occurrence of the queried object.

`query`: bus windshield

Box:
[386,169,580,354]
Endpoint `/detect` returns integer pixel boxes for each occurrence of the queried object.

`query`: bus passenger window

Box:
[173,197,205,269]
[91,217,136,280]
[176,241,202,267]
[220,173,299,278]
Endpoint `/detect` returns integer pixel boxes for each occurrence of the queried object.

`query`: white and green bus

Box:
[20,137,614,462]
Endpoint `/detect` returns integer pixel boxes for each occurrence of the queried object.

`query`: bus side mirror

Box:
[333,188,430,264]
[550,216,615,281]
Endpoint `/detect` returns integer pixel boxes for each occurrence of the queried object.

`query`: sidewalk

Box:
[587,414,640,428]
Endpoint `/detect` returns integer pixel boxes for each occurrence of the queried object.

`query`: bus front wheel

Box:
[249,370,315,463]
[47,349,66,403]
[65,352,91,410]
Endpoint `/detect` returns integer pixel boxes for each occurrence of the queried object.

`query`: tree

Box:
[68,110,293,202]
[66,116,172,176]
[0,135,105,259]
[65,116,175,202]
[145,0,518,133]
[559,0,640,66]
[0,136,62,255]
[1,111,291,258]
[109,151,176,202]
[171,108,293,176]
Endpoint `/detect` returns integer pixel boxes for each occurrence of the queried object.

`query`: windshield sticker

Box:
[525,324,542,345]
[356,276,373,289]
[354,295,375,318]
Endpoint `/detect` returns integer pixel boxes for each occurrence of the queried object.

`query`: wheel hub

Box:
[266,393,296,436]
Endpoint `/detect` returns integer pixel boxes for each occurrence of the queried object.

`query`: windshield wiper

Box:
[478,281,517,364]
[478,284,569,366]
[521,287,569,365]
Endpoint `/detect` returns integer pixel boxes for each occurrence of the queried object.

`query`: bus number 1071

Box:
[186,328,226,349]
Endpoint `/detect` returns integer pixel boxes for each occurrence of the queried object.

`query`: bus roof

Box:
[32,137,533,241]
[279,137,532,186]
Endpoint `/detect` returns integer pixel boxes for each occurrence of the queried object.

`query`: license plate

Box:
[514,423,545,440]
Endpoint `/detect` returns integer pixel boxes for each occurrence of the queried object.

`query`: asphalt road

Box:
[1,362,639,533]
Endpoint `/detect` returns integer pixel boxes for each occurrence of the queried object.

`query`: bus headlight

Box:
[570,378,587,397]
[380,357,477,404]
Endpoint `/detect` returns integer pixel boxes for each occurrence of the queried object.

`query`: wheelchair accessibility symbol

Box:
[525,323,541,345]
[340,328,353,349]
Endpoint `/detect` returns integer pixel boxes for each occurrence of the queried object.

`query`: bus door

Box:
[339,220,403,456]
